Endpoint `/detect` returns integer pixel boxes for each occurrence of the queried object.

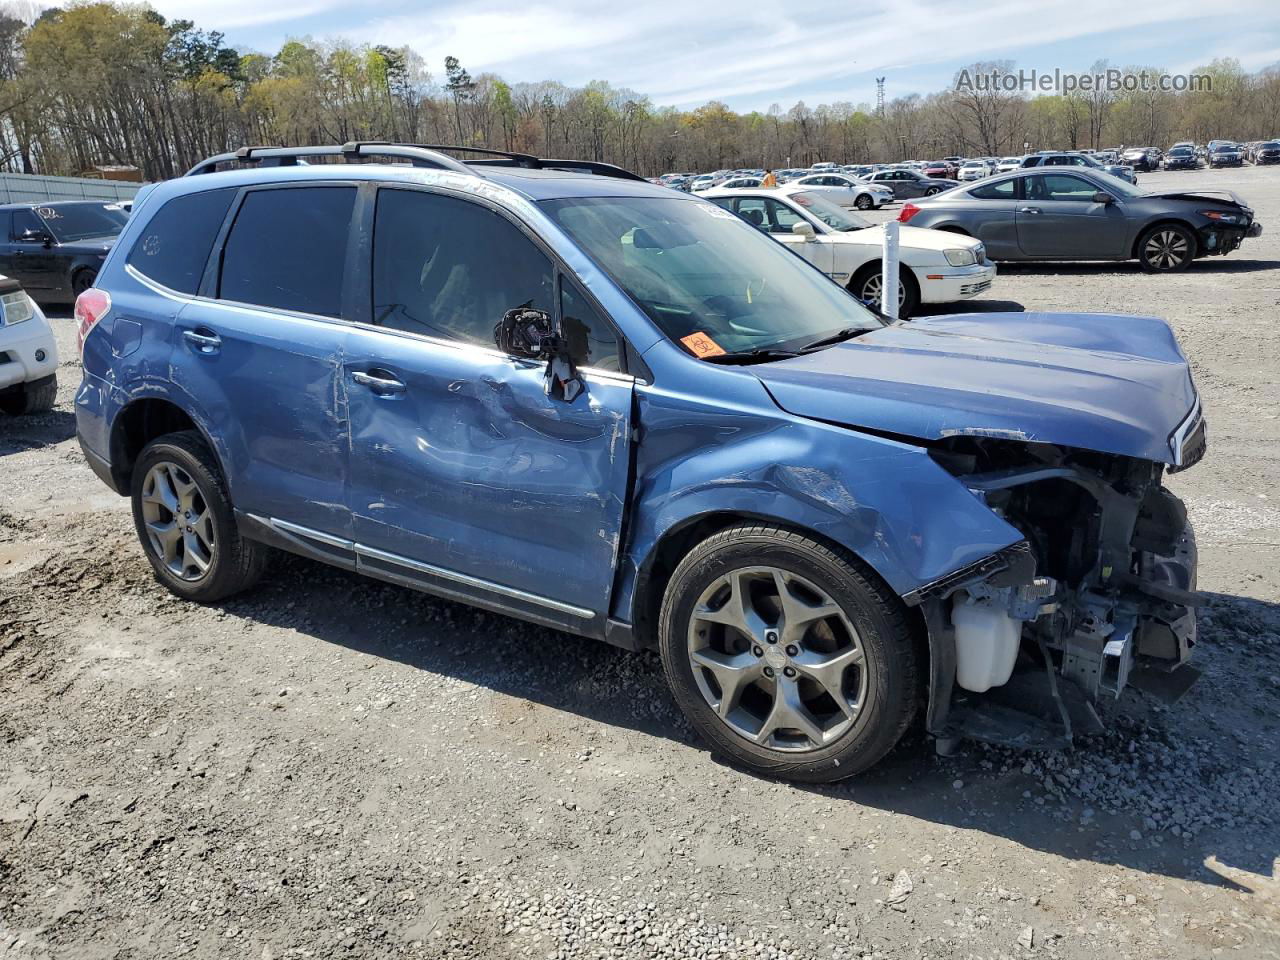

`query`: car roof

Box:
[150,161,688,206]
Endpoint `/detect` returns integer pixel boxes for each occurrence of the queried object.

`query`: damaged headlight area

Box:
[913,436,1203,750]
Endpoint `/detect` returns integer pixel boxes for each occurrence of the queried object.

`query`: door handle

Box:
[351,370,407,395]
[1018,206,1042,215]
[182,329,221,353]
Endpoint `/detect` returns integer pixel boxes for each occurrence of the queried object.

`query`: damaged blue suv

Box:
[75,144,1205,780]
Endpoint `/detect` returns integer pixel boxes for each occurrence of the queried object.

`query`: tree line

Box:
[1,2,1278,181]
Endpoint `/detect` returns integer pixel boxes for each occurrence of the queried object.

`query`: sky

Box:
[144,0,1280,111]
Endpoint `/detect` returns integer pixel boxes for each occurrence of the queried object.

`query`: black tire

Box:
[1137,223,1196,273]
[130,430,268,602]
[71,268,96,297]
[850,263,920,319]
[0,374,57,416]
[854,193,873,210]
[924,186,941,196]
[658,524,918,782]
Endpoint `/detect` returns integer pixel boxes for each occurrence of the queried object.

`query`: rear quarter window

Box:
[127,188,236,294]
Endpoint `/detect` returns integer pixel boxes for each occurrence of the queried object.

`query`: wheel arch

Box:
[627,509,922,651]
[1131,217,1201,261]
[108,396,224,495]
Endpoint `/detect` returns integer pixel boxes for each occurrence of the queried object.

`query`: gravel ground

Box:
[3,166,1280,960]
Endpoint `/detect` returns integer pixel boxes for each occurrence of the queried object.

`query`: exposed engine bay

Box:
[914,426,1205,749]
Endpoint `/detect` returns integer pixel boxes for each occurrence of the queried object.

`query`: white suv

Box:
[0,276,58,415]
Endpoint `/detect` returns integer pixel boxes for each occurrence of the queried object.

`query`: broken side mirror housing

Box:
[1092,191,1114,205]
[493,305,583,402]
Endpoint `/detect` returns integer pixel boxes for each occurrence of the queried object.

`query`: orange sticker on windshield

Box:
[680,332,726,358]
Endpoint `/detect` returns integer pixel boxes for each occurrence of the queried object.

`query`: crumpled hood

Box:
[753,312,1198,465]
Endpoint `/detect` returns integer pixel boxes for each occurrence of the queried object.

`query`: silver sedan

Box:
[790,173,893,210]
[898,168,1261,272]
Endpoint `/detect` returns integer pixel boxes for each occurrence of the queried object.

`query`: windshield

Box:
[1086,170,1144,198]
[36,203,128,242]
[1212,145,1236,153]
[541,196,882,358]
[1169,148,1193,156]
[789,191,872,231]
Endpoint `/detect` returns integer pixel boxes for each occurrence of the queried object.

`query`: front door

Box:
[2,209,59,291]
[343,186,633,629]
[1016,173,1128,258]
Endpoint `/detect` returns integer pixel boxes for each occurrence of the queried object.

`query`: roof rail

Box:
[185,142,646,181]
[184,142,475,177]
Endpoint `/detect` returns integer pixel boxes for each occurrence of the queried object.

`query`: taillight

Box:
[898,203,921,223]
[74,287,111,356]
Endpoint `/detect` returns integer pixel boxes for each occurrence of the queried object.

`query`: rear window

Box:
[36,203,127,243]
[127,188,235,295]
[218,187,356,317]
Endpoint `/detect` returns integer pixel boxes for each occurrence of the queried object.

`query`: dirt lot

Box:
[2,166,1279,960]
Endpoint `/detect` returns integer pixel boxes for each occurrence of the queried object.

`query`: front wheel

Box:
[131,430,268,602]
[854,193,874,210]
[0,374,57,416]
[850,263,920,319]
[1137,223,1196,273]
[658,525,919,782]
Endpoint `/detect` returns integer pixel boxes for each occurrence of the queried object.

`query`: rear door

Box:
[1016,173,1128,258]
[342,186,634,630]
[174,183,356,539]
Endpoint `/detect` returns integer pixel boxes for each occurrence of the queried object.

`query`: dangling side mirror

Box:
[493,306,583,402]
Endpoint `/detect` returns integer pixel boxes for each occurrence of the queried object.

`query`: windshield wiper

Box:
[701,347,801,364]
[798,326,876,353]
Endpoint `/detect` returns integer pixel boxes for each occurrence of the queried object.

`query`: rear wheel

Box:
[658,524,918,782]
[851,263,920,319]
[924,186,941,196]
[1137,223,1196,273]
[131,430,268,602]
[0,374,57,416]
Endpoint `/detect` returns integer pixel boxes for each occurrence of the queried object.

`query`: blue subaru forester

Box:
[75,143,1205,779]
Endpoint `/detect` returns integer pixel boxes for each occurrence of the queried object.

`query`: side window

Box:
[12,209,43,240]
[969,179,1017,200]
[219,187,355,317]
[1040,174,1095,201]
[560,277,620,371]
[728,198,770,232]
[373,188,552,346]
[128,188,235,294]
[764,199,804,232]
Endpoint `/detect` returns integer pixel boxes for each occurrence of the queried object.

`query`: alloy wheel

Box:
[686,566,868,751]
[140,462,214,581]
[1144,229,1190,269]
[859,272,906,310]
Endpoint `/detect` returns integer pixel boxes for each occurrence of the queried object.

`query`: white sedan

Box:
[788,173,894,210]
[700,185,996,317]
[957,160,992,180]
[995,156,1023,173]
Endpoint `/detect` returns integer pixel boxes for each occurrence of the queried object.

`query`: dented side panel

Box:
[612,365,1027,624]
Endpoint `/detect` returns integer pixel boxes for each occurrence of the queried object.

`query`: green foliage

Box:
[0,6,1274,179]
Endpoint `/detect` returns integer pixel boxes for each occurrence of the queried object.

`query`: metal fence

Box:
[0,173,143,204]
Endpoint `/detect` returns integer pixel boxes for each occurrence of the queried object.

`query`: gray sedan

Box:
[899,168,1261,272]
[866,168,958,199]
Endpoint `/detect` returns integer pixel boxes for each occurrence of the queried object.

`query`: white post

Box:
[881,218,900,321]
